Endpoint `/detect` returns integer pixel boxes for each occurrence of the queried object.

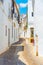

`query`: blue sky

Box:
[15,0,28,15]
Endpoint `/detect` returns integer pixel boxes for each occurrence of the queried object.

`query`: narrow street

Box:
[0,0,43,65]
[0,39,26,65]
[0,39,43,65]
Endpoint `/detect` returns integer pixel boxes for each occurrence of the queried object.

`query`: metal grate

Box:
[0,0,3,3]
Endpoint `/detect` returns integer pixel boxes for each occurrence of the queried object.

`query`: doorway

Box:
[30,27,34,44]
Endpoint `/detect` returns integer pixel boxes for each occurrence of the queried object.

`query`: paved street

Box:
[23,39,43,65]
[0,38,43,65]
[1,0,43,65]
[0,39,26,65]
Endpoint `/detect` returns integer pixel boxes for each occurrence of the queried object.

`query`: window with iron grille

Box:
[5,25,7,36]
[18,14,20,23]
[11,0,14,19]
[32,12,34,17]
[0,0,3,3]
[14,29,15,41]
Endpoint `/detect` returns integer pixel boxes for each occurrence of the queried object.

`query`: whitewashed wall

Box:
[0,0,19,54]
[13,18,19,43]
[34,0,43,56]
[28,0,34,38]
[0,4,8,53]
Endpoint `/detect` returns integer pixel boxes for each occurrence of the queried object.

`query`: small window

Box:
[5,25,7,36]
[0,0,3,3]
[14,29,15,41]
[12,23,13,38]
[16,29,17,39]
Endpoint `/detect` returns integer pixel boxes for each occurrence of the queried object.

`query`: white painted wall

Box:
[28,0,34,22]
[34,0,43,56]
[0,4,8,53]
[0,0,19,54]
[28,0,43,56]
[28,0,34,38]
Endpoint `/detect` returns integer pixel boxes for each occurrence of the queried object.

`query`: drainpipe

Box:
[0,0,3,3]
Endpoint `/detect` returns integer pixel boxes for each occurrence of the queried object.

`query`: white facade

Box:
[28,0,43,56]
[28,0,34,38]
[0,0,19,54]
[34,0,43,56]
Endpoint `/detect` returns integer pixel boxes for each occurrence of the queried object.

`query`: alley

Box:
[0,38,43,65]
[0,0,43,65]
[0,39,25,65]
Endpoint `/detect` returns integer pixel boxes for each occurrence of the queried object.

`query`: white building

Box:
[0,0,19,54]
[34,0,43,56]
[28,0,35,45]
[28,0,43,56]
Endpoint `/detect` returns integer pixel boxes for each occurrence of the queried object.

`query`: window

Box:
[8,7,11,18]
[11,0,14,19]
[0,0,3,3]
[14,29,15,41]
[5,25,7,36]
[12,22,13,38]
[18,14,20,23]
[32,12,34,17]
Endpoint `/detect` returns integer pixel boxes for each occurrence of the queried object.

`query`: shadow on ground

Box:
[12,38,25,45]
[0,39,25,65]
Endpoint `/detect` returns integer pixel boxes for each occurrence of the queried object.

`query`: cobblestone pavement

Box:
[0,39,25,65]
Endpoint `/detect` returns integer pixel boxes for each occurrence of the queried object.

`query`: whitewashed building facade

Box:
[0,0,19,54]
[28,0,43,56]
[34,0,43,56]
